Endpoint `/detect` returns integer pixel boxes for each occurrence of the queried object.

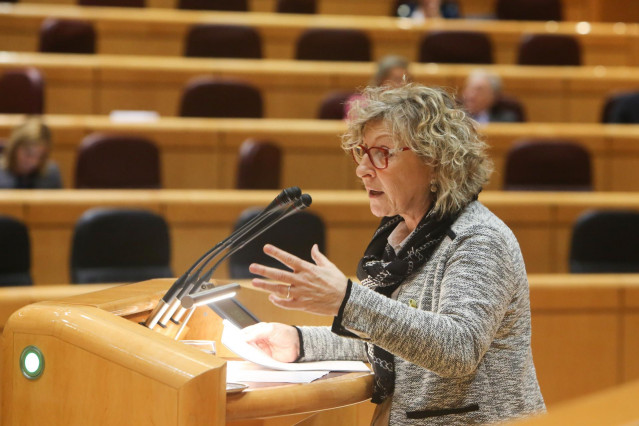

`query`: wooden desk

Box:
[2,115,639,192]
[2,53,639,122]
[15,0,394,15]
[0,283,116,334]
[2,4,639,66]
[11,0,639,22]
[512,380,639,425]
[457,0,639,23]
[1,274,638,413]
[0,190,638,284]
[241,274,639,406]
[1,279,374,425]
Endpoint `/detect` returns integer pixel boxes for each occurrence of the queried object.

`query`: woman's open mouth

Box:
[369,190,384,197]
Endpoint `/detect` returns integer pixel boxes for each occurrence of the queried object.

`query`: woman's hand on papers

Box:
[249,244,348,316]
[241,322,300,363]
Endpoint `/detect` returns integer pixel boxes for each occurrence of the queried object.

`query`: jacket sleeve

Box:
[296,325,368,362]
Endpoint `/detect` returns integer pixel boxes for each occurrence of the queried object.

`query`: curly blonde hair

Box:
[342,84,493,217]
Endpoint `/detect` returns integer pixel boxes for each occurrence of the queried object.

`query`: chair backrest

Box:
[178,0,247,11]
[496,0,562,21]
[295,29,371,62]
[184,24,262,59]
[276,0,316,14]
[0,215,32,286]
[75,133,161,189]
[490,95,526,122]
[228,208,325,279]
[179,77,263,118]
[78,0,145,6]
[39,18,96,54]
[236,139,282,189]
[601,91,639,124]
[71,208,173,284]
[0,68,45,114]
[570,210,639,273]
[418,31,493,64]
[317,91,356,120]
[517,34,581,66]
[504,139,592,191]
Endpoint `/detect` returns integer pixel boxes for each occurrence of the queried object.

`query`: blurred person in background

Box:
[0,116,62,189]
[371,55,413,88]
[397,0,461,20]
[462,69,519,124]
[345,55,413,117]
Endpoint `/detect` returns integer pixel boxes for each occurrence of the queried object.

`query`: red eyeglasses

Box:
[350,145,410,170]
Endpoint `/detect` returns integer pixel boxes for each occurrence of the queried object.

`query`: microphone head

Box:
[299,193,312,208]
[282,187,302,203]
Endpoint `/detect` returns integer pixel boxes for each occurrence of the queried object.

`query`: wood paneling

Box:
[2,4,639,66]
[2,116,639,192]
[12,0,639,22]
[2,53,639,121]
[0,190,638,284]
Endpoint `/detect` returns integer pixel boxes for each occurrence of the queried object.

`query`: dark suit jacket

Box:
[606,92,639,124]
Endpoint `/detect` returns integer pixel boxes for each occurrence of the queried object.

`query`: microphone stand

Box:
[169,194,312,324]
[144,188,309,329]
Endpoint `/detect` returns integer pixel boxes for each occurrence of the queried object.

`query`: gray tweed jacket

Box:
[298,201,546,425]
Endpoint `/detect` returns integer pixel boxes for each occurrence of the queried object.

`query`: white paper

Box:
[222,320,370,372]
[109,110,159,123]
[227,361,328,383]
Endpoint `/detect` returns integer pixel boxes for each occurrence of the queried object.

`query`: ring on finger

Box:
[286,285,291,299]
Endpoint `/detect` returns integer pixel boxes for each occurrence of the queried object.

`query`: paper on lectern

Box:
[226,361,328,383]
[221,320,370,372]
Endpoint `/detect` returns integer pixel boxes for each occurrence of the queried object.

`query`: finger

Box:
[255,341,272,356]
[249,263,303,286]
[269,293,301,309]
[250,278,289,295]
[263,244,311,271]
[310,244,332,267]
[251,279,294,299]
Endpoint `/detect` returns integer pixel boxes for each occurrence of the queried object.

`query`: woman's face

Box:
[14,143,47,176]
[355,121,434,231]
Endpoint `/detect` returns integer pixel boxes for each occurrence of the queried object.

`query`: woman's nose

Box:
[355,155,376,179]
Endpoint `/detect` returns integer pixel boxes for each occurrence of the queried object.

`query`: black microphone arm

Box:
[144,187,303,329]
[168,193,313,325]
[199,194,312,284]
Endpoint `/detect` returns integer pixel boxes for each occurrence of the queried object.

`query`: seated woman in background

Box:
[244,84,545,425]
[0,117,62,189]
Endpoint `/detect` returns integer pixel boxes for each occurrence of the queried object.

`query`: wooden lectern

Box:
[1,279,373,425]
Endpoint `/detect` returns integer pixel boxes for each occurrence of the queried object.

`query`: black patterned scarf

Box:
[356,208,460,404]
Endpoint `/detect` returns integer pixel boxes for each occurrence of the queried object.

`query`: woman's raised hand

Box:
[249,244,349,317]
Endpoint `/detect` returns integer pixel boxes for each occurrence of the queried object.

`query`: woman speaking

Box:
[243,84,545,425]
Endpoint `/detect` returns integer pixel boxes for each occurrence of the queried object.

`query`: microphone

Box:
[168,193,312,325]
[144,187,302,329]
[198,193,312,284]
